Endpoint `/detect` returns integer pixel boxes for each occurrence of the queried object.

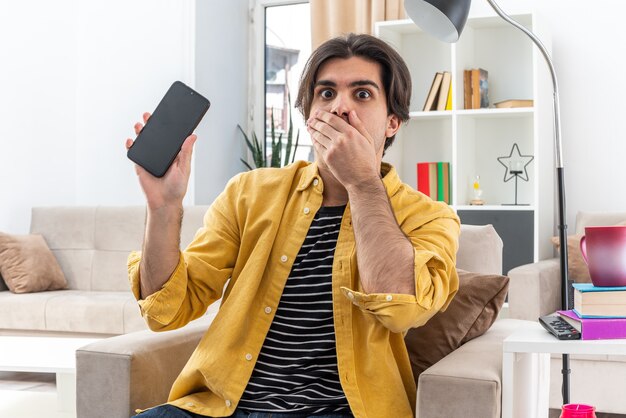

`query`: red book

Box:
[417,162,430,196]
[558,310,626,340]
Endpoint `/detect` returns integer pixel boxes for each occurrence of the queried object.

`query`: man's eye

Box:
[356,90,371,99]
[320,89,334,99]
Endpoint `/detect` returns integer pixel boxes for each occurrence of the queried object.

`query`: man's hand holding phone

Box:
[125,112,197,210]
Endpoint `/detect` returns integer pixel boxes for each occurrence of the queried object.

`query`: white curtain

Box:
[310,0,406,49]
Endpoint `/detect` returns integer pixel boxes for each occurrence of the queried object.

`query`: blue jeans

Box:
[134,404,353,418]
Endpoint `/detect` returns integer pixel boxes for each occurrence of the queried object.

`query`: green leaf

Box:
[283,92,294,166]
[291,129,300,164]
[251,131,264,168]
[240,158,253,171]
[271,132,282,167]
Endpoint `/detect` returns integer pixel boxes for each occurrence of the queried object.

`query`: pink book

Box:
[558,310,626,340]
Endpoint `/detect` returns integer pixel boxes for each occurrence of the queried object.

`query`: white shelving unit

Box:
[376,11,555,273]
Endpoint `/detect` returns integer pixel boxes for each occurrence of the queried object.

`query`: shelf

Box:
[455,205,536,212]
[409,110,452,120]
[456,107,534,119]
[376,11,554,270]
[410,108,534,120]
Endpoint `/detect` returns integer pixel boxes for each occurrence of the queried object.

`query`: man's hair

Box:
[295,33,412,152]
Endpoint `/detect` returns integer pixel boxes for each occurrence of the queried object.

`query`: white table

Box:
[502,324,626,418]
[0,336,99,416]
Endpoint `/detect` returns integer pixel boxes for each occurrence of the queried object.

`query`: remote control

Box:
[539,315,581,340]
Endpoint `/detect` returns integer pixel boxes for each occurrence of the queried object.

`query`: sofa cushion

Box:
[404,270,509,381]
[0,289,147,334]
[551,235,591,283]
[44,291,148,334]
[0,290,58,330]
[0,232,67,293]
[457,224,503,275]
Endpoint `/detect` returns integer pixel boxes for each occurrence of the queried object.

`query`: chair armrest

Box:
[416,319,537,418]
[507,258,561,321]
[76,314,215,418]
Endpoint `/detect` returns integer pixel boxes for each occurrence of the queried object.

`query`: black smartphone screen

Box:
[127,81,210,177]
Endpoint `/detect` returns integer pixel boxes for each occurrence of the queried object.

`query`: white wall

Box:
[0,0,77,234]
[1,0,249,233]
[74,0,195,207]
[193,0,249,205]
[469,0,626,231]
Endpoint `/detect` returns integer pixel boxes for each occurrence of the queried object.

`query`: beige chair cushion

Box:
[457,224,503,275]
[0,232,67,293]
[404,270,509,381]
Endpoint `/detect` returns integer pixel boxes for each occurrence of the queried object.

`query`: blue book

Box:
[573,283,626,292]
[572,283,626,318]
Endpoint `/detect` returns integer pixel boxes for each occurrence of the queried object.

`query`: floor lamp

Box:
[402,0,572,404]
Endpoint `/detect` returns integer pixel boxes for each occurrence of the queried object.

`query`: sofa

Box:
[508,211,626,415]
[65,206,536,418]
[0,206,217,336]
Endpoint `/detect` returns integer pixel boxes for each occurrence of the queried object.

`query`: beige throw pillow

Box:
[0,232,67,293]
[551,235,591,283]
[404,269,509,382]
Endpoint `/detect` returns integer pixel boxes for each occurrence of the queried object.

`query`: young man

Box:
[126,33,460,418]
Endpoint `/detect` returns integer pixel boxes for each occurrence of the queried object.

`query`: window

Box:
[254,1,312,165]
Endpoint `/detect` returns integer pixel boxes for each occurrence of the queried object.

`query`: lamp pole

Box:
[483,0,571,403]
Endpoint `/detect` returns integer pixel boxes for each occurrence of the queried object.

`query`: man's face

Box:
[309,56,400,160]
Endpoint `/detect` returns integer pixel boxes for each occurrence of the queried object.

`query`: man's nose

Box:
[330,95,351,123]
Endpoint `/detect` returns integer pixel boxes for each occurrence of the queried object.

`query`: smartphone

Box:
[127,81,210,177]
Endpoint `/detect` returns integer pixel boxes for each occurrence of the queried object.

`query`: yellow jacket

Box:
[128,161,460,418]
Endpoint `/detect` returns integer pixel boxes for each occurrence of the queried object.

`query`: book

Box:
[494,99,534,109]
[573,283,626,318]
[479,69,489,108]
[445,80,453,111]
[423,72,443,111]
[463,70,472,109]
[437,162,445,202]
[558,309,626,340]
[471,69,480,109]
[417,162,430,197]
[471,68,489,109]
[436,71,451,111]
[428,162,438,200]
[437,162,451,204]
[417,162,451,203]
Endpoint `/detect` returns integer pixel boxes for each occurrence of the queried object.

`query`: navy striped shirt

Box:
[238,205,351,415]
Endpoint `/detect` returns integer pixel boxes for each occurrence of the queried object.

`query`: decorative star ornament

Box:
[497,143,534,182]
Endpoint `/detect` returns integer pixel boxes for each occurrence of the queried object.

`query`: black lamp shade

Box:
[404,0,472,43]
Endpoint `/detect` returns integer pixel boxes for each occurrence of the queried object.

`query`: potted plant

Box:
[239,94,300,169]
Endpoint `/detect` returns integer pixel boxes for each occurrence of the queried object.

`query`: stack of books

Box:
[416,162,451,204]
[463,68,488,109]
[557,283,626,340]
[422,71,452,112]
